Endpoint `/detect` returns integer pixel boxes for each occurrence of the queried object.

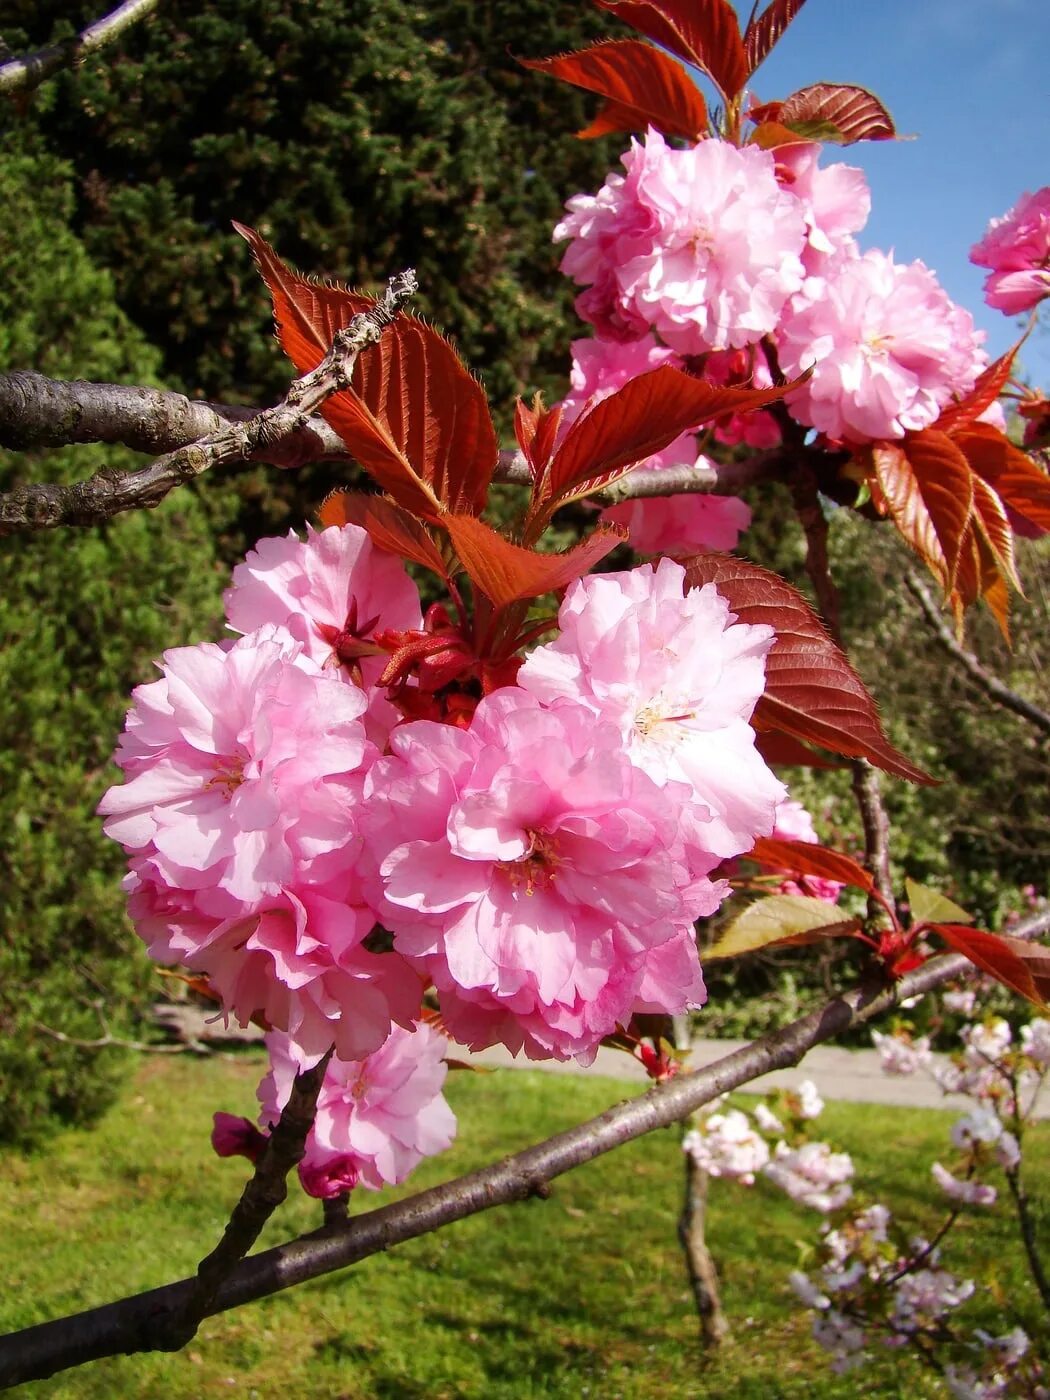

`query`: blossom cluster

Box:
[555,129,989,552]
[99,526,790,1194]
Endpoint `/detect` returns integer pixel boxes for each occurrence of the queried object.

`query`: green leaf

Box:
[705,896,861,961]
[904,878,973,928]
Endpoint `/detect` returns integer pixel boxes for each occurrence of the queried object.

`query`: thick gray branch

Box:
[3,906,1046,1388]
[0,272,416,535]
[905,568,1050,740]
[0,0,158,96]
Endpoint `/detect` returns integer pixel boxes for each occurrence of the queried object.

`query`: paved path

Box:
[468,1039,1049,1120]
[153,1005,1049,1120]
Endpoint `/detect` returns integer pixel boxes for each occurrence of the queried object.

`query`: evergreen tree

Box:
[0,133,226,1145]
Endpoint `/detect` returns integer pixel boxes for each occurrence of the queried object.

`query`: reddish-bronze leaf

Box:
[749,836,875,895]
[955,423,1050,535]
[743,0,809,76]
[514,393,563,482]
[518,40,709,142]
[683,553,934,784]
[235,221,373,374]
[595,0,749,100]
[237,223,498,517]
[445,514,626,608]
[871,432,974,591]
[749,119,810,150]
[538,366,792,515]
[951,518,1011,639]
[935,344,1022,435]
[319,491,449,578]
[755,730,843,770]
[778,83,897,143]
[931,924,1050,1010]
[971,472,1021,594]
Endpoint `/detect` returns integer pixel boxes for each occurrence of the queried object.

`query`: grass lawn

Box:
[1,1052,1046,1399]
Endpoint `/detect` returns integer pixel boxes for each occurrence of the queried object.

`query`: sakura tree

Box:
[0,0,1048,1388]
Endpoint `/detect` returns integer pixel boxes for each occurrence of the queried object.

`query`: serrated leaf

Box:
[706,895,861,960]
[743,0,809,75]
[931,925,1050,1010]
[319,491,449,578]
[514,393,563,481]
[237,223,497,517]
[595,0,749,101]
[955,424,1050,536]
[936,343,1022,435]
[904,879,973,928]
[682,552,934,784]
[445,514,625,608]
[871,432,975,591]
[519,39,709,141]
[749,837,875,895]
[778,83,896,143]
[535,367,792,521]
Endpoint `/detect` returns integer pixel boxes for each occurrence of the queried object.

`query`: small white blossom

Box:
[764,1140,854,1212]
[872,1029,933,1076]
[931,1162,997,1206]
[796,1079,825,1119]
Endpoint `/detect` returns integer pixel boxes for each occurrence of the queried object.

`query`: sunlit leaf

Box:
[743,0,809,75]
[955,423,1050,535]
[706,895,861,960]
[871,432,974,591]
[904,878,973,928]
[683,553,934,784]
[935,343,1022,434]
[595,0,749,100]
[445,514,625,607]
[778,83,897,143]
[319,491,449,578]
[536,367,792,519]
[749,836,875,895]
[237,223,497,517]
[519,39,709,141]
[931,924,1050,1010]
[514,393,563,482]
[754,731,844,770]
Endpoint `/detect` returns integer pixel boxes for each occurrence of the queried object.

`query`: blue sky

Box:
[722,0,1050,384]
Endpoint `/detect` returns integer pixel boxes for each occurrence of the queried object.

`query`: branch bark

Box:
[905,568,1050,740]
[0,0,158,96]
[0,272,416,535]
[3,907,1046,1389]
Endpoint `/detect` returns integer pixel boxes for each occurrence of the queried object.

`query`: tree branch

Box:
[0,272,416,535]
[904,568,1050,740]
[0,0,158,96]
[3,906,1046,1388]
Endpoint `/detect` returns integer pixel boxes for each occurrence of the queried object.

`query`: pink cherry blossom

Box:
[557,130,807,353]
[970,188,1050,313]
[777,248,985,443]
[224,524,422,745]
[361,688,718,1062]
[255,1022,456,1196]
[99,628,372,905]
[124,864,422,1062]
[871,1029,932,1076]
[518,558,785,861]
[774,142,870,276]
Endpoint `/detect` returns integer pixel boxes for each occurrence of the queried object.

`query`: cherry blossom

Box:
[518,557,785,862]
[556,129,807,353]
[764,1140,854,1212]
[361,687,720,1062]
[777,248,985,443]
[970,187,1050,313]
[683,1109,770,1184]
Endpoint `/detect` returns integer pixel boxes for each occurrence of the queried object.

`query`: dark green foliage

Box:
[3,1,619,414]
[0,136,226,1145]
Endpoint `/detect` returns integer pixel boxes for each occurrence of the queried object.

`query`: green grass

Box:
[1,1053,1047,1399]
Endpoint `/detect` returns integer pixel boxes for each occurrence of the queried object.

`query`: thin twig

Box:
[0,272,416,535]
[0,0,158,96]
[3,907,1046,1388]
[33,1023,197,1057]
[905,568,1050,740]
